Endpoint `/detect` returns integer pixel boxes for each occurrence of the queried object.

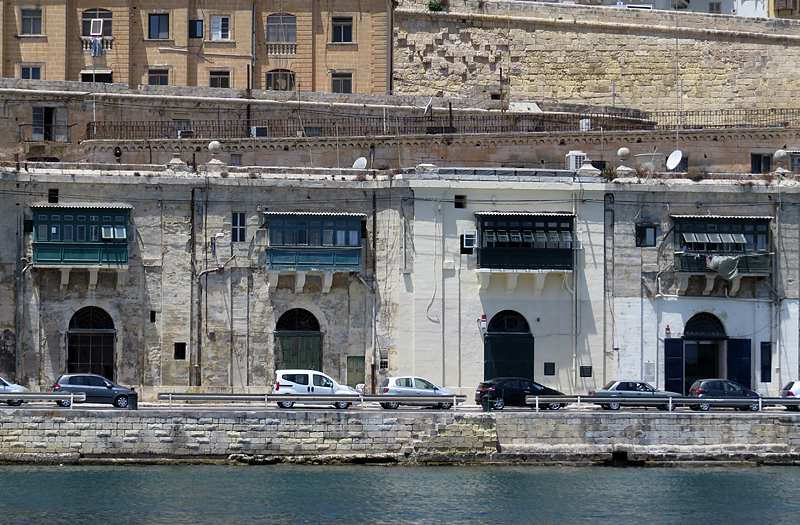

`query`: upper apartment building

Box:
[0,0,390,93]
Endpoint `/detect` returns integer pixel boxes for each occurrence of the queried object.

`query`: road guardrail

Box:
[524,395,800,411]
[0,392,86,409]
[157,392,466,409]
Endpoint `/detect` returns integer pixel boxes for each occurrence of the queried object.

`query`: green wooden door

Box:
[346,356,365,387]
[274,333,322,370]
[484,333,534,380]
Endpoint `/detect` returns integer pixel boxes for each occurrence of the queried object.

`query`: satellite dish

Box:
[353,157,367,169]
[666,150,683,170]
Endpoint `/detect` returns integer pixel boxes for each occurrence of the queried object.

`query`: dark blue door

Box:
[727,339,751,389]
[664,339,684,395]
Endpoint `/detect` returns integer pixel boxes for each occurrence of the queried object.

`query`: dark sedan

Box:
[588,380,682,411]
[688,378,761,411]
[475,377,564,410]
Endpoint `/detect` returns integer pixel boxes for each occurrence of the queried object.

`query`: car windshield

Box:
[415,378,435,390]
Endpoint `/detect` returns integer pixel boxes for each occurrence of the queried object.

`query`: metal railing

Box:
[157,392,466,409]
[0,392,86,409]
[83,108,800,142]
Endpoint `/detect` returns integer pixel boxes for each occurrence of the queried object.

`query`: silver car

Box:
[780,381,800,411]
[588,380,682,411]
[379,376,455,409]
[0,375,27,406]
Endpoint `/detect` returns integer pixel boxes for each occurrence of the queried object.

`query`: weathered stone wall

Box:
[394,0,800,112]
[1,409,799,465]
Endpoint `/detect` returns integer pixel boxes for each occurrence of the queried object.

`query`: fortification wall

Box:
[2,409,799,465]
[393,0,800,112]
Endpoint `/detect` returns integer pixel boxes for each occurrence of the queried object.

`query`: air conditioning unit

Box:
[565,151,586,170]
[177,130,194,139]
[251,126,269,138]
[463,229,478,249]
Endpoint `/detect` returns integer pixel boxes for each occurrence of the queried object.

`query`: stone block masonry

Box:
[2,409,800,466]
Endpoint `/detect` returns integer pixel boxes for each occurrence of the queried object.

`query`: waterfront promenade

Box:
[1,407,799,466]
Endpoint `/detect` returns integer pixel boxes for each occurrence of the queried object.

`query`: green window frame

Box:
[33,208,133,243]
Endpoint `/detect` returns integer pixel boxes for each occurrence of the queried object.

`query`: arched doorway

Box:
[483,310,534,380]
[67,306,116,380]
[274,308,322,371]
[665,312,751,395]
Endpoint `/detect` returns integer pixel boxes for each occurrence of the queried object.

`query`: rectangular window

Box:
[48,189,59,203]
[332,73,352,94]
[148,69,169,86]
[267,15,296,42]
[708,1,722,13]
[150,311,157,323]
[149,13,169,39]
[90,225,99,241]
[114,225,127,240]
[189,19,203,39]
[232,212,246,242]
[761,342,772,383]
[37,224,47,240]
[454,195,467,209]
[63,225,73,241]
[544,362,556,376]
[76,225,86,241]
[50,225,60,241]
[579,366,592,378]
[332,17,353,43]
[101,225,114,240]
[21,10,42,35]
[174,342,186,360]
[751,153,772,174]
[211,16,230,40]
[635,224,657,247]
[21,66,41,80]
[210,71,230,88]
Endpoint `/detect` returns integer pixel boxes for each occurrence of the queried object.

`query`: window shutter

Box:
[211,17,221,39]
[776,0,796,10]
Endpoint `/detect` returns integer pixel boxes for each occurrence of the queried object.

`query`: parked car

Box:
[272,369,357,409]
[780,381,800,411]
[53,373,135,408]
[688,378,761,411]
[588,380,682,411]
[0,375,28,406]
[379,376,455,409]
[475,377,564,410]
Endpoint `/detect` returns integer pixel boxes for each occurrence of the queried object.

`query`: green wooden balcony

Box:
[33,242,128,266]
[674,252,770,273]
[477,248,573,270]
[267,247,362,271]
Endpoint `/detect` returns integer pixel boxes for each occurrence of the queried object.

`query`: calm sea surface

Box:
[1,463,799,524]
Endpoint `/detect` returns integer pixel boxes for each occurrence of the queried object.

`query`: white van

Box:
[272,369,358,409]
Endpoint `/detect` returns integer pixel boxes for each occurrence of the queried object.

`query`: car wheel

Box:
[608,402,621,411]
[7,400,22,407]
[333,401,350,409]
[114,395,129,408]
[547,403,561,410]
[747,402,760,412]
[277,401,294,409]
[492,399,504,410]
[381,402,399,409]
[56,399,71,407]
[439,402,452,410]
[693,403,710,411]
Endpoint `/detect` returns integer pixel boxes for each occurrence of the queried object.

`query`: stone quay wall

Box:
[2,409,800,466]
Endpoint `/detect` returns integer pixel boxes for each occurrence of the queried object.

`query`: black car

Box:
[688,378,761,411]
[53,373,136,408]
[475,377,564,410]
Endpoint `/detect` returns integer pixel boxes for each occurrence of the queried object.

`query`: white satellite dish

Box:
[353,157,367,169]
[666,150,683,171]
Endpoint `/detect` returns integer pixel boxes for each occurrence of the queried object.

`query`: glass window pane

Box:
[271,229,283,245]
[63,225,73,241]
[336,230,346,246]
[535,231,547,242]
[510,231,522,242]
[560,231,573,242]
[50,225,60,241]
[37,224,48,240]
[77,225,86,241]
[497,231,509,242]
[484,231,496,243]
[348,230,359,246]
[310,230,321,245]
[522,231,534,242]
[114,225,126,239]
[102,225,114,239]
[297,229,308,245]
[682,233,697,243]
[548,231,560,242]
[323,230,333,245]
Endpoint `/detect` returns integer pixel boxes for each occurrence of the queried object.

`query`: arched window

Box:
[266,69,295,91]
[684,312,727,339]
[487,310,530,333]
[69,306,115,330]
[82,9,112,37]
[276,308,320,332]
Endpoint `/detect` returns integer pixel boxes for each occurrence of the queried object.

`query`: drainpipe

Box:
[358,274,376,394]
[195,255,236,388]
[15,213,32,382]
